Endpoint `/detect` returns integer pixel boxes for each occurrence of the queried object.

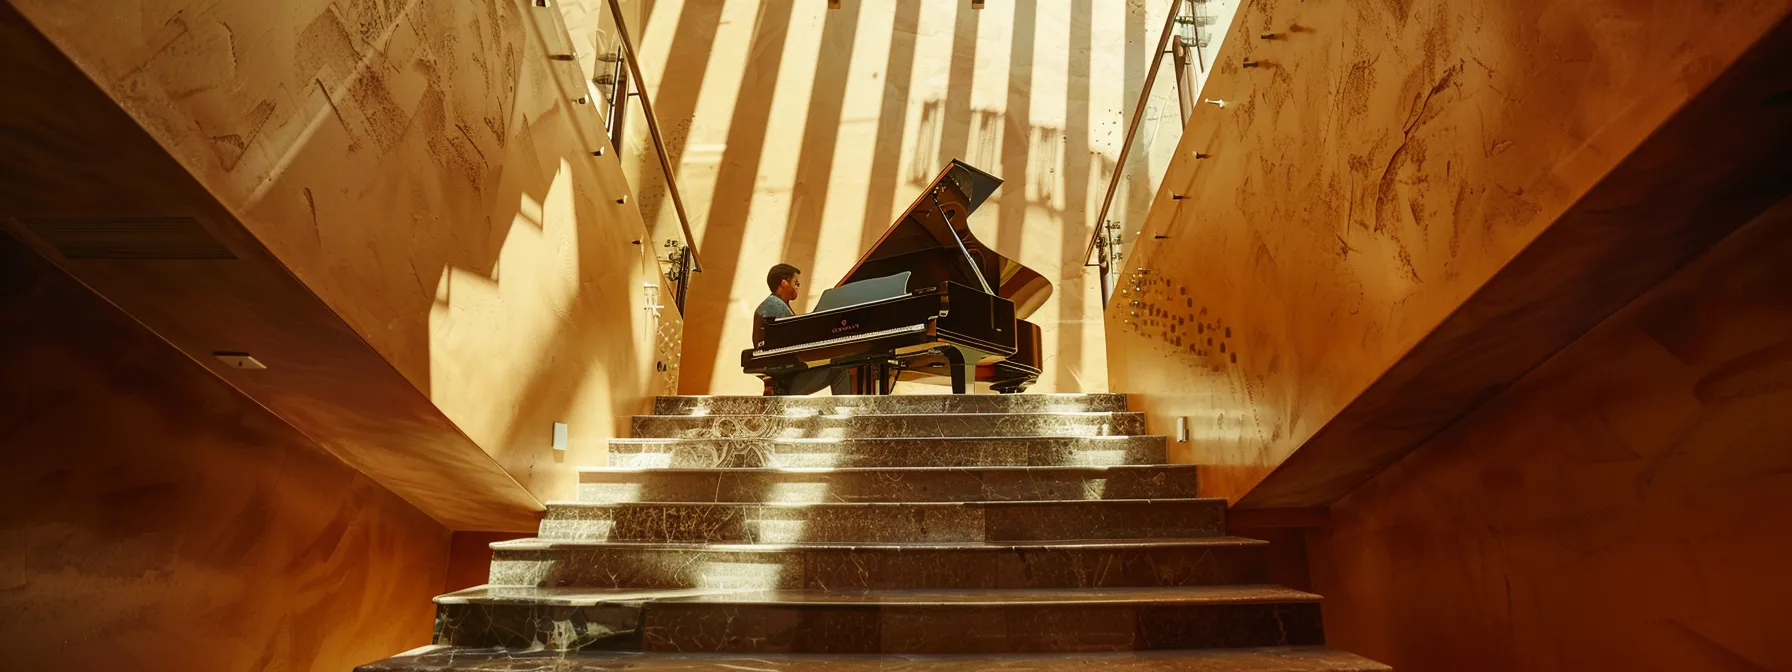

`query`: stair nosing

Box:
[608,435,1168,443]
[361,646,1388,672]
[635,411,1141,419]
[657,393,1126,399]
[491,536,1266,552]
[544,497,1225,508]
[436,583,1321,607]
[579,464,1196,473]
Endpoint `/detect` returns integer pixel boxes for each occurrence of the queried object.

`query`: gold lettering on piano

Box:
[831,319,861,334]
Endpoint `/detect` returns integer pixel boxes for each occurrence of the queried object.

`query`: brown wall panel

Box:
[1104,0,1792,503]
[1239,15,1792,508]
[0,237,449,672]
[0,2,543,530]
[7,0,682,505]
[1311,207,1792,671]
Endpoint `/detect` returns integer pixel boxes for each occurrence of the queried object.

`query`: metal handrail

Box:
[605,0,703,273]
[1081,0,1184,270]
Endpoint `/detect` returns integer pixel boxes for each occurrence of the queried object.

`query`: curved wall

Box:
[1312,197,1792,672]
[0,236,447,672]
[7,0,682,507]
[1105,0,1792,502]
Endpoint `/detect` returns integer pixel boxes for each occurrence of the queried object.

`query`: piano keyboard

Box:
[752,324,928,358]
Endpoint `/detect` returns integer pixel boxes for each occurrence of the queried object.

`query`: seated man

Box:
[753,263,848,396]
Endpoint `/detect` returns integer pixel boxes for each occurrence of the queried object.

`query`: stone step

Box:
[652,393,1131,416]
[579,465,1201,503]
[488,538,1267,591]
[607,435,1167,469]
[423,585,1324,654]
[630,412,1148,440]
[359,646,1391,671]
[539,499,1228,543]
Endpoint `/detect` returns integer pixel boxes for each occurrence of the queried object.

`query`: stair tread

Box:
[635,411,1140,419]
[580,464,1195,473]
[437,584,1320,606]
[357,391,1388,669]
[361,646,1388,671]
[546,497,1224,508]
[493,536,1266,552]
[609,435,1168,443]
[661,393,1125,399]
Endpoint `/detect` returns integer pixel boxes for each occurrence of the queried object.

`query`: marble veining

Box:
[485,538,1268,591]
[652,394,1131,416]
[359,646,1389,671]
[630,413,1148,440]
[606,435,1167,469]
[360,393,1364,666]
[537,499,1227,543]
[638,600,1323,654]
[433,585,1319,607]
[578,465,1203,504]
[424,586,1323,654]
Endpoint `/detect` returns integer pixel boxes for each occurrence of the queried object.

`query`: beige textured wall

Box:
[1104,0,1792,501]
[1312,202,1792,672]
[621,0,1175,395]
[11,0,683,502]
[0,237,448,672]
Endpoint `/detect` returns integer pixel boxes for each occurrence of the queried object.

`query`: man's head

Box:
[767,263,802,302]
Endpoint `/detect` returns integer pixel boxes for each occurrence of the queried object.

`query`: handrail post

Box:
[1084,0,1184,306]
[605,50,631,152]
[1096,234,1112,308]
[605,0,703,274]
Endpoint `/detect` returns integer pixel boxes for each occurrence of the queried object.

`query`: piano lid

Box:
[837,159,1053,318]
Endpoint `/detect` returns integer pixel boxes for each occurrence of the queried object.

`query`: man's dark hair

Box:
[767,263,801,292]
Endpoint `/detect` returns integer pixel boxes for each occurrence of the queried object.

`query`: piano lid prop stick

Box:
[930,191,995,294]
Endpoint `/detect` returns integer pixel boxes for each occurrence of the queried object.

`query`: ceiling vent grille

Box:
[21,217,235,259]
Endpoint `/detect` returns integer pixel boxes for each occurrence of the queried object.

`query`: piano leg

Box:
[847,362,898,395]
[943,347,969,395]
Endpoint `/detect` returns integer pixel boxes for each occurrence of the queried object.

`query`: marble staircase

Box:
[358,394,1386,671]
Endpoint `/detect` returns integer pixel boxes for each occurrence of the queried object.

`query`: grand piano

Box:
[742,160,1052,395]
